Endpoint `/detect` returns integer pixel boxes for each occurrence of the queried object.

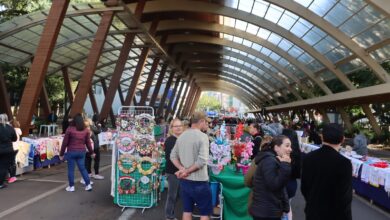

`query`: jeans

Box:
[165,173,180,219]
[85,147,100,174]
[66,151,90,186]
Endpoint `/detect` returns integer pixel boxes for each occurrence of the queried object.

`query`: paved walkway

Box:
[0,151,389,220]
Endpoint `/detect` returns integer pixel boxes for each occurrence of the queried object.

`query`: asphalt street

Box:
[0,151,389,220]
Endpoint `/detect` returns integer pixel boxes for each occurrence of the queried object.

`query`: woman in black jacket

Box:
[0,114,17,189]
[249,135,292,220]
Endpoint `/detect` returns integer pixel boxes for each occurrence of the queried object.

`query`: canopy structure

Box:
[0,0,389,134]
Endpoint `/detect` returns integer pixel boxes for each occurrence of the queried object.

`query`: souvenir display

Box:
[135,114,155,134]
[137,176,153,194]
[137,156,157,175]
[135,135,156,156]
[114,107,161,208]
[116,133,136,154]
[118,154,137,174]
[118,176,136,194]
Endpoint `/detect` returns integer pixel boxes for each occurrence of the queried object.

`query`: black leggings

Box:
[0,152,14,185]
[85,147,100,174]
[8,150,18,177]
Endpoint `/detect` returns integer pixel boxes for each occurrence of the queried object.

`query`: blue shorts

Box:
[180,179,212,216]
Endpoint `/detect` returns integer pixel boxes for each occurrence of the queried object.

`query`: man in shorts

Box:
[170,111,212,220]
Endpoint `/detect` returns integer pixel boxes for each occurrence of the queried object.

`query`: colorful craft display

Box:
[209,137,231,175]
[232,140,254,166]
[136,135,156,156]
[116,133,136,154]
[114,109,161,207]
[118,176,136,194]
[22,136,62,162]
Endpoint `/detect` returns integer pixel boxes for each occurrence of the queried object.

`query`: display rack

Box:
[113,106,161,211]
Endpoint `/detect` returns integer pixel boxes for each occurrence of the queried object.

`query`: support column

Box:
[157,71,175,116]
[182,83,196,117]
[361,104,381,136]
[171,78,185,117]
[62,67,74,104]
[118,85,124,105]
[124,47,150,105]
[189,89,201,116]
[40,85,52,118]
[177,79,192,118]
[101,79,116,127]
[70,8,115,117]
[89,87,99,115]
[100,33,136,120]
[17,0,70,135]
[149,63,168,107]
[124,20,159,106]
[318,108,330,123]
[139,57,160,105]
[337,107,353,133]
[164,76,181,119]
[0,69,12,118]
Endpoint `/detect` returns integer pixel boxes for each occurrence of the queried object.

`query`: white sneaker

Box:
[66,186,75,192]
[93,174,104,180]
[80,179,94,185]
[85,184,92,191]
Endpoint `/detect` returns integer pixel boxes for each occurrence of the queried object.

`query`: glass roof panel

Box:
[265,4,284,24]
[323,2,353,27]
[307,0,335,17]
[353,19,390,48]
[277,10,298,30]
[369,45,390,62]
[238,0,254,13]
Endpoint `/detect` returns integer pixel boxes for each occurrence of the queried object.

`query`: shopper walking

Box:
[249,135,292,220]
[8,119,22,183]
[164,118,184,220]
[60,114,95,192]
[170,112,211,220]
[84,118,104,181]
[0,114,17,189]
[301,123,352,220]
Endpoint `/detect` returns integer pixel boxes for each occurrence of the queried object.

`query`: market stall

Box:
[301,143,390,210]
[112,106,164,210]
[22,136,63,169]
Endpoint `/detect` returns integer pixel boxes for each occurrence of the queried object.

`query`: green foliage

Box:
[324,78,348,93]
[45,75,65,106]
[0,0,51,22]
[196,95,222,111]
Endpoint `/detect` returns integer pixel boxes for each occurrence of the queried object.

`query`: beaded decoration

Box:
[118,154,137,174]
[118,176,136,194]
[116,133,136,154]
[135,114,155,134]
[135,135,156,156]
[137,176,152,194]
[137,156,157,176]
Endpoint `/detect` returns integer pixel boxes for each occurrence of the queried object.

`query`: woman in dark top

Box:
[250,135,292,220]
[164,118,184,220]
[282,128,302,220]
[0,114,17,189]
[249,123,263,159]
[60,114,95,192]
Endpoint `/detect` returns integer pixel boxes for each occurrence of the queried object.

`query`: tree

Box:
[196,95,222,112]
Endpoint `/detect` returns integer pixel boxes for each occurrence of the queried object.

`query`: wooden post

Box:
[157,71,175,116]
[149,63,168,108]
[17,0,70,135]
[70,8,115,117]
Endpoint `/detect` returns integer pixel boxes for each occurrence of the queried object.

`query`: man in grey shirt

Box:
[170,111,212,220]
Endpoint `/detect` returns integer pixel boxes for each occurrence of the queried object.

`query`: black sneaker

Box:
[0,184,7,189]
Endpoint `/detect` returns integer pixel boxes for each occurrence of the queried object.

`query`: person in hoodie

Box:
[249,135,292,220]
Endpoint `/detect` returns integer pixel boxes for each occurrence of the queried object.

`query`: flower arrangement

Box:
[232,139,254,171]
[208,137,231,175]
[235,123,244,140]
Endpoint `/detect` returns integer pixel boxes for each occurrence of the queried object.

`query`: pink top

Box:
[60,126,93,156]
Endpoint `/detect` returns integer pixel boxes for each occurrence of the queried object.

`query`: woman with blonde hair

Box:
[164,118,184,220]
[0,114,17,189]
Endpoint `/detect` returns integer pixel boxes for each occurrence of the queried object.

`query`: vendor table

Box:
[210,165,252,220]
[301,143,390,211]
